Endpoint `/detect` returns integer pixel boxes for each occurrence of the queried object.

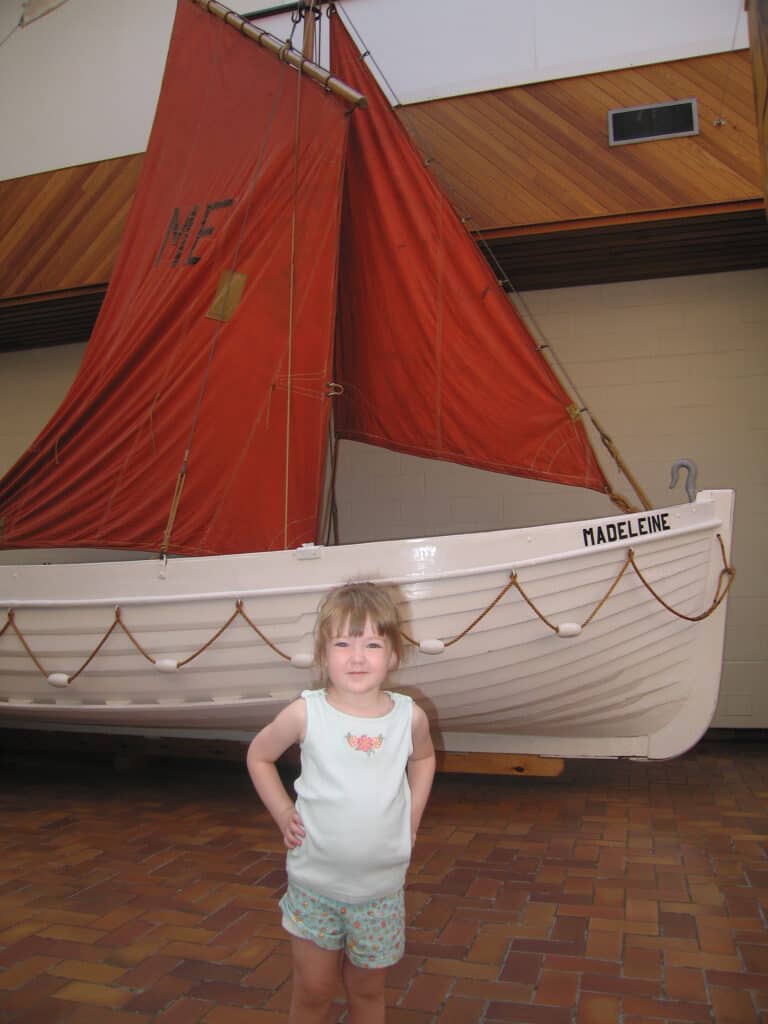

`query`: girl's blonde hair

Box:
[314,581,404,670]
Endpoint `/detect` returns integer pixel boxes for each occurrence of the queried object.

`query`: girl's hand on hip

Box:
[279,806,305,848]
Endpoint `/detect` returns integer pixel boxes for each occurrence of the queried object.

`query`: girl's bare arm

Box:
[407,704,436,845]
[246,699,306,848]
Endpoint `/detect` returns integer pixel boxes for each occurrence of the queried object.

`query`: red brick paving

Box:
[1,737,767,1022]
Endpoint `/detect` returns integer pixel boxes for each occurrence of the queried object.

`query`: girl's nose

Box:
[348,642,366,662]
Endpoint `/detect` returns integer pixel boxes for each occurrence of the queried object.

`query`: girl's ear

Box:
[388,647,399,671]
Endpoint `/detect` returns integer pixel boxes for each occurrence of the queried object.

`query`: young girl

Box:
[247,581,435,1024]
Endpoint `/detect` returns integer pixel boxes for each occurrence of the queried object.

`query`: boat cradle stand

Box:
[435,751,564,776]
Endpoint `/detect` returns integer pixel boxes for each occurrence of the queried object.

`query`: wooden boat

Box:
[0,0,735,760]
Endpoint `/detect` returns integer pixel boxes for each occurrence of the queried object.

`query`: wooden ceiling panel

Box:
[0,49,765,351]
[0,155,143,300]
[398,51,762,230]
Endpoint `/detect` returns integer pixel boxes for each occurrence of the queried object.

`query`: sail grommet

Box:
[556,623,582,638]
[47,673,70,687]
[419,639,445,655]
[291,653,314,669]
[156,659,179,673]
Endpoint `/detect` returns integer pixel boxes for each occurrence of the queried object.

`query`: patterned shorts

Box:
[280,882,405,969]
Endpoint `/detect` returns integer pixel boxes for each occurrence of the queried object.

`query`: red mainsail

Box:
[0,0,350,554]
[330,13,609,492]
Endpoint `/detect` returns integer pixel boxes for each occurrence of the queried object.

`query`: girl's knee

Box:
[293,974,336,1006]
[343,963,387,1024]
[293,959,340,1010]
[290,972,338,1024]
[290,936,340,1009]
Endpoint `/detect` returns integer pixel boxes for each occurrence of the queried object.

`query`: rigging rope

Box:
[0,19,20,50]
[334,2,400,107]
[713,1,747,128]
[283,39,305,549]
[278,0,327,549]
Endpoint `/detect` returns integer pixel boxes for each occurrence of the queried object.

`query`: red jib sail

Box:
[0,0,350,554]
[330,13,609,492]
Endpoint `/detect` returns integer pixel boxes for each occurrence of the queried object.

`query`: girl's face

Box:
[323,617,397,701]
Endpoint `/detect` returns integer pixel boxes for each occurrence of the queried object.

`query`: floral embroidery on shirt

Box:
[346,732,384,755]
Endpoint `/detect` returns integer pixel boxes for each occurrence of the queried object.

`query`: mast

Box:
[301,1,316,59]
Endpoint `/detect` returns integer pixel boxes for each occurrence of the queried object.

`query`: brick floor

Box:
[1,736,767,1022]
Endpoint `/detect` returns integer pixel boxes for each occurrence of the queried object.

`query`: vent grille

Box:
[609,99,698,146]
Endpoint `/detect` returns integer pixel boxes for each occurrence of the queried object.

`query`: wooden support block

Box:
[435,750,564,776]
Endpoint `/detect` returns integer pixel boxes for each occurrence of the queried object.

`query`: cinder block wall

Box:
[1,269,765,727]
[0,343,87,472]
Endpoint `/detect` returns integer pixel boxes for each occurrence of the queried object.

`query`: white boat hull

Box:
[0,490,734,759]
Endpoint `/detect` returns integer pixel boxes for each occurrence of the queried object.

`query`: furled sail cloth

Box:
[0,0,350,554]
[330,13,609,492]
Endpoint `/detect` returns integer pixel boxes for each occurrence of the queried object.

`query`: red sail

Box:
[0,0,350,554]
[330,14,609,493]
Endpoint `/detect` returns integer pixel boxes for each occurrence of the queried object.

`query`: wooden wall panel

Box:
[749,0,768,207]
[0,155,143,300]
[398,51,762,230]
[0,50,763,319]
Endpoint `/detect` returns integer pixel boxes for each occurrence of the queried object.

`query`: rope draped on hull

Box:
[1,533,734,686]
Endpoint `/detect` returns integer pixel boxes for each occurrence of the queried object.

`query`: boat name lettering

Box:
[582,513,670,547]
[155,198,234,268]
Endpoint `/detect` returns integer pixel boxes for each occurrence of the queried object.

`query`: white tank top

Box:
[287,688,414,902]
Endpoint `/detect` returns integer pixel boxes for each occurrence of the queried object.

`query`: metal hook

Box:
[670,459,698,503]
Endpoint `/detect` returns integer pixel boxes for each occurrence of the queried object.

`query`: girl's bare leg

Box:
[342,958,388,1024]
[288,935,341,1024]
